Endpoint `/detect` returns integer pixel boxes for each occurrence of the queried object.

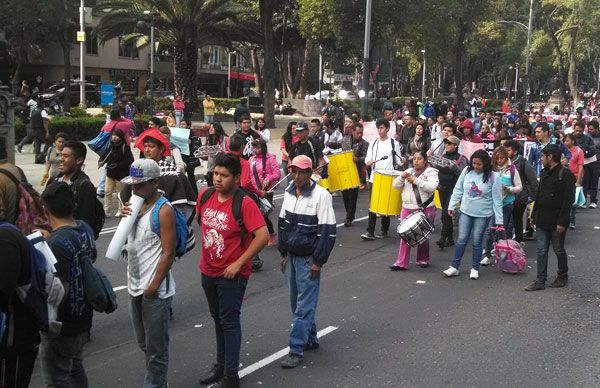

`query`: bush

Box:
[48,116,107,140]
[213,98,240,113]
[69,107,90,118]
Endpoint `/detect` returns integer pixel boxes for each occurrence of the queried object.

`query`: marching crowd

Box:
[0,96,596,387]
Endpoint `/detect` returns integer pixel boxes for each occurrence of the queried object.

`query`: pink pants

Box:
[394,206,437,268]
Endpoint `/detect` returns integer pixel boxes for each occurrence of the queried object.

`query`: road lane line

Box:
[336,215,368,228]
[112,285,127,292]
[238,325,338,378]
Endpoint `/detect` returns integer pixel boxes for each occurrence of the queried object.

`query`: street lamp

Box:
[227,50,236,98]
[361,0,373,117]
[142,10,157,114]
[421,49,426,102]
[514,63,520,100]
[79,0,86,108]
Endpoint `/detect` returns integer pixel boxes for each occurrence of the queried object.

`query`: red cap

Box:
[460,119,473,129]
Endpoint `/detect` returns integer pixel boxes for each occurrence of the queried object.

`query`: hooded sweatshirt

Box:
[449,168,503,224]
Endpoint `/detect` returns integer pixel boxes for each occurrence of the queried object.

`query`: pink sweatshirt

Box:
[248,153,281,190]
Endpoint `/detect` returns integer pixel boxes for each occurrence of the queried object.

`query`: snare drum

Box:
[396,210,435,247]
[327,151,360,191]
[369,170,402,216]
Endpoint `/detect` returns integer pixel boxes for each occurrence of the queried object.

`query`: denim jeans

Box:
[583,161,600,203]
[284,254,320,356]
[174,110,182,127]
[97,167,107,195]
[129,295,172,388]
[535,227,568,283]
[204,115,214,123]
[483,204,513,254]
[451,213,491,270]
[40,331,89,388]
[201,274,247,375]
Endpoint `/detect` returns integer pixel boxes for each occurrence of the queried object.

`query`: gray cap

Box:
[444,135,461,145]
[121,159,160,185]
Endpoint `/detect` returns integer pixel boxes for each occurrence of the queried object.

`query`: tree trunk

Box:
[454,20,468,107]
[298,39,314,98]
[566,27,579,106]
[290,50,303,98]
[259,0,275,127]
[59,36,71,111]
[173,41,198,107]
[251,46,263,96]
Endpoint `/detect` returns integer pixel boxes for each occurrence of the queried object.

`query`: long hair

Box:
[254,117,266,131]
[252,138,268,173]
[282,121,297,151]
[468,149,493,183]
[208,121,227,146]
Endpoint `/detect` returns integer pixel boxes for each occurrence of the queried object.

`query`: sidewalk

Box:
[15,118,298,193]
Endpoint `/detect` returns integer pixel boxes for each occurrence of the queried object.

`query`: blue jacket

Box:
[528,138,571,176]
[449,169,504,223]
[278,181,336,266]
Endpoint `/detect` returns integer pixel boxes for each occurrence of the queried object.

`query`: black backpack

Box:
[199,188,259,243]
[73,177,105,240]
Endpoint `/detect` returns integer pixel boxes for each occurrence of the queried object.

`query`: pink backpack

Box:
[494,238,526,273]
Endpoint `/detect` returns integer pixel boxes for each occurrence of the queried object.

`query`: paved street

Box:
[13,118,600,387]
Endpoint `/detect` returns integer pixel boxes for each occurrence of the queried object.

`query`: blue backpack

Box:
[151,196,196,258]
[0,223,65,349]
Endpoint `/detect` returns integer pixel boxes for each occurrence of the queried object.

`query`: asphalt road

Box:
[28,190,600,388]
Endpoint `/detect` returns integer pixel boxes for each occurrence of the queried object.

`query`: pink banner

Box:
[362,120,397,144]
[458,140,486,160]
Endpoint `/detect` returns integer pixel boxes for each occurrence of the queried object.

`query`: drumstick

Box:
[372,155,389,164]
[267,163,330,193]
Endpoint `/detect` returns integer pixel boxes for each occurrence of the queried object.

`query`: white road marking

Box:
[238,325,338,378]
[112,285,127,292]
[336,215,368,228]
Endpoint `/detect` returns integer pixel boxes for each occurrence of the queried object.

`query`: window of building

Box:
[85,28,98,55]
[208,46,221,66]
[118,37,139,59]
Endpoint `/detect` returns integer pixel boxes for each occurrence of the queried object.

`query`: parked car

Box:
[40,81,100,107]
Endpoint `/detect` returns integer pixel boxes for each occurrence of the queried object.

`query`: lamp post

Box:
[143,10,156,114]
[318,45,323,100]
[421,49,426,102]
[79,0,85,108]
[227,50,236,98]
[524,0,534,103]
[361,0,373,117]
[514,63,519,100]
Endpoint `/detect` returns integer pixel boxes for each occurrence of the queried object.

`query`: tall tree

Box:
[259,0,276,127]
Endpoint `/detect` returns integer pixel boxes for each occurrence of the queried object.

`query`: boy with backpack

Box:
[120,159,178,388]
[41,182,97,387]
[197,153,268,388]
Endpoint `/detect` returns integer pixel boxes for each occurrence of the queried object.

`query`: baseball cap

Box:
[295,122,308,131]
[121,159,161,185]
[460,119,473,129]
[444,135,461,145]
[288,155,313,171]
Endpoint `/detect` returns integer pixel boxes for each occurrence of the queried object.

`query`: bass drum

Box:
[369,170,402,216]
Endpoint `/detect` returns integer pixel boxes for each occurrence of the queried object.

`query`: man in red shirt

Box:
[197,153,268,388]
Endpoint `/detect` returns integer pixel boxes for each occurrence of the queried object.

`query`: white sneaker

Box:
[470,269,479,279]
[590,202,597,209]
[480,256,491,266]
[443,266,459,277]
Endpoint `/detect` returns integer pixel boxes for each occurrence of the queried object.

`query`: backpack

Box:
[494,238,527,274]
[0,223,65,346]
[72,177,105,240]
[150,196,196,258]
[199,188,250,243]
[0,168,51,234]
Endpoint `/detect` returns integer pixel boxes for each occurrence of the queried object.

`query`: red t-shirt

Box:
[197,190,266,279]
[568,146,584,179]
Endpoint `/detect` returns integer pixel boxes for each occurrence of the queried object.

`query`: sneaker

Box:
[569,223,575,230]
[251,257,264,272]
[304,342,320,351]
[213,374,240,388]
[580,203,588,209]
[344,219,352,227]
[267,234,277,247]
[416,262,429,268]
[375,231,388,239]
[480,256,491,266]
[442,266,459,277]
[523,231,534,241]
[548,276,568,288]
[361,232,375,241]
[389,264,407,271]
[525,281,546,291]
[436,238,446,249]
[445,239,455,247]
[280,353,303,369]
[590,202,597,209]
[470,269,479,279]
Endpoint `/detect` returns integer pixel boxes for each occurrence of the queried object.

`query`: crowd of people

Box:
[1,95,597,387]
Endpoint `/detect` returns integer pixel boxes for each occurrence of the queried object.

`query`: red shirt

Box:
[197,190,266,279]
[568,146,584,179]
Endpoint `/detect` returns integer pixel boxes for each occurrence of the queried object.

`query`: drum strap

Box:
[412,183,435,209]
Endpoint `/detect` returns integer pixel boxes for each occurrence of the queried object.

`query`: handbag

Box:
[88,131,112,157]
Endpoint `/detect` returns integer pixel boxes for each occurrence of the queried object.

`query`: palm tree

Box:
[95,0,259,104]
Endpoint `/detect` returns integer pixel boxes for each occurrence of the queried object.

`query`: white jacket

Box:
[393,166,439,209]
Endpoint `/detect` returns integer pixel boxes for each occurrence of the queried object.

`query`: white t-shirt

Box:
[364,137,403,182]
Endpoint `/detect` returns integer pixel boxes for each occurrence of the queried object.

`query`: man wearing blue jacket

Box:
[278,155,336,369]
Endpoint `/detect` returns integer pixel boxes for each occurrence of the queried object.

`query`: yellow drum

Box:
[317,177,330,190]
[327,151,360,191]
[370,170,402,216]
[434,189,442,209]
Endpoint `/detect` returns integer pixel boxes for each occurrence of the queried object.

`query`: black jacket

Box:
[575,133,596,159]
[102,143,134,181]
[532,165,575,229]
[512,155,538,204]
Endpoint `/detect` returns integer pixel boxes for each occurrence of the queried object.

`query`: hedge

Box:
[132,96,241,115]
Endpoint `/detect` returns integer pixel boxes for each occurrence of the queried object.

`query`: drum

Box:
[369,170,402,216]
[327,151,360,191]
[434,189,442,209]
[396,210,435,247]
[312,173,330,190]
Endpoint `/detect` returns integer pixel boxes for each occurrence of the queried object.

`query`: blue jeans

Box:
[40,331,89,388]
[174,110,182,127]
[483,204,514,254]
[97,167,106,195]
[284,254,320,356]
[129,295,172,388]
[451,213,491,270]
[204,115,214,123]
[535,227,568,283]
[201,274,247,375]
